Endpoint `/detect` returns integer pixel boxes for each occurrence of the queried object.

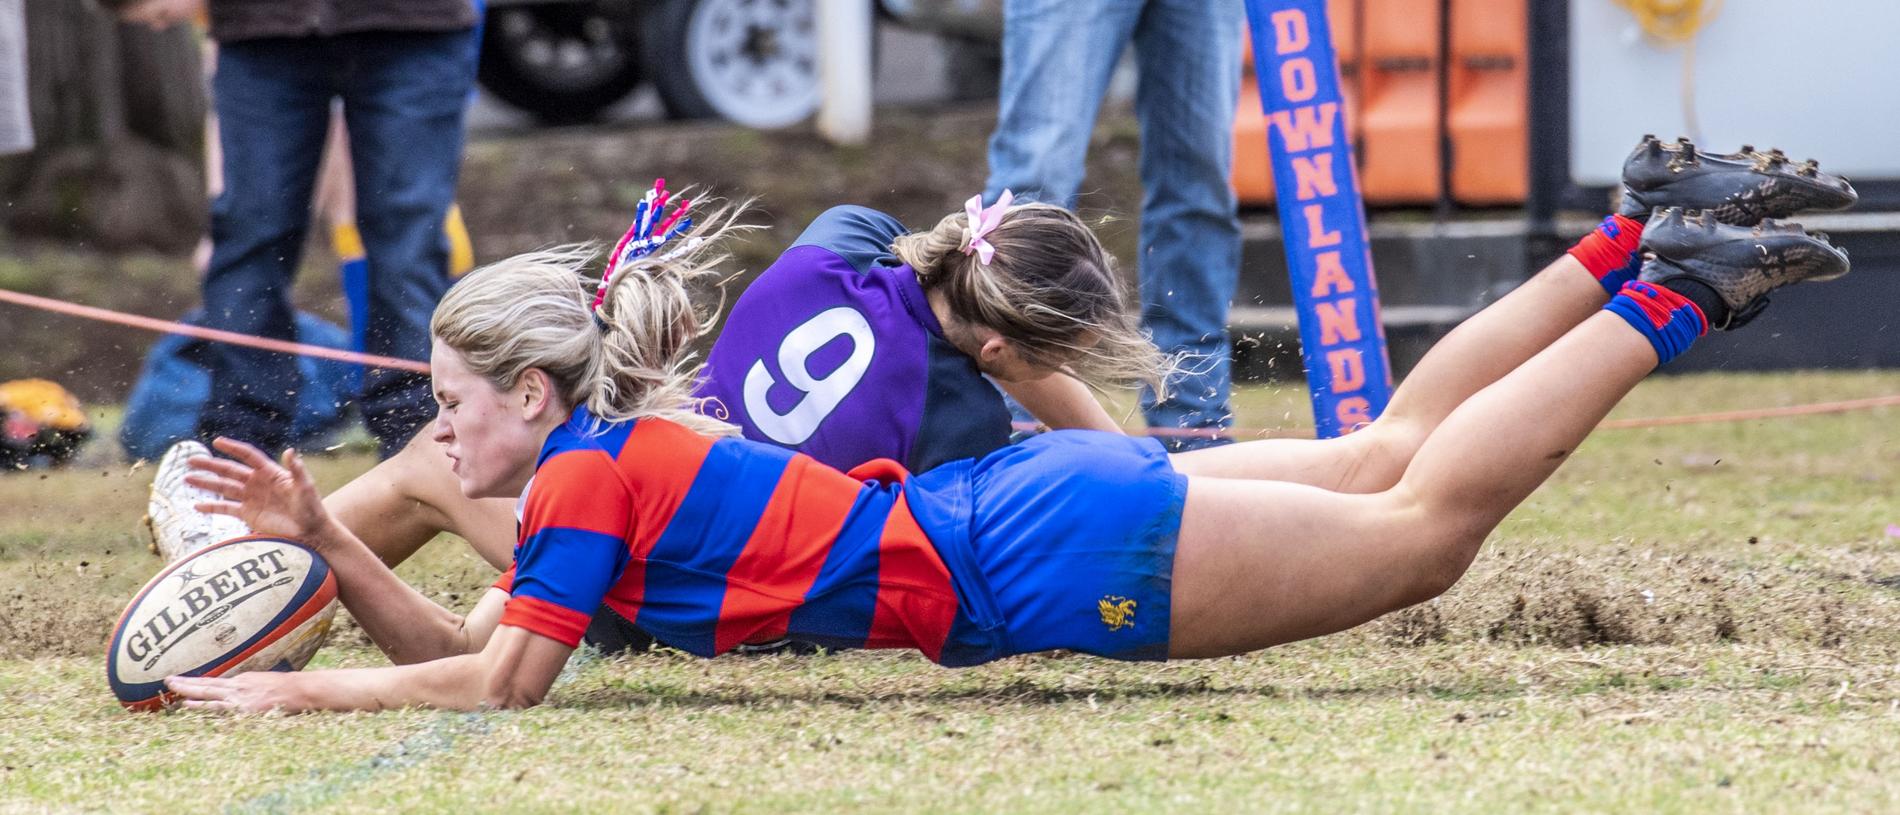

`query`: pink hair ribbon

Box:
[960,189,1013,266]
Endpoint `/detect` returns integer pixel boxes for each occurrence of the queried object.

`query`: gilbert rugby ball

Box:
[107,536,338,711]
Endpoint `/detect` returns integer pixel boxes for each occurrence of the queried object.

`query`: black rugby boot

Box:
[1638,207,1851,330]
[1619,135,1858,225]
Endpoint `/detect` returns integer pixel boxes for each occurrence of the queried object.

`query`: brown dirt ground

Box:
[1371,545,1900,650]
[9,543,1896,662]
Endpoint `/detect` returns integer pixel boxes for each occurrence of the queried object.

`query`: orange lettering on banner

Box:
[1310,251,1354,297]
[1281,58,1317,102]
[1271,9,1310,53]
[1292,153,1337,200]
[1327,347,1365,391]
[1267,103,1338,151]
[1303,204,1342,247]
[1336,397,1374,429]
[1315,298,1361,345]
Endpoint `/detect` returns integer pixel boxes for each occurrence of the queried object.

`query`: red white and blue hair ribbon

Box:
[593,178,695,311]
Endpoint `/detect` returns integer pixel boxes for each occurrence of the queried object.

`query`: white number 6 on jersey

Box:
[743,307,876,445]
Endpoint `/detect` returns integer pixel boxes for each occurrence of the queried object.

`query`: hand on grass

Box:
[184,437,334,544]
[165,672,306,714]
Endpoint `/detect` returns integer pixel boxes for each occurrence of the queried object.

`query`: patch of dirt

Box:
[1370,547,1889,650]
[1382,603,1447,646]
[0,560,131,660]
[11,544,1894,661]
[457,105,1142,271]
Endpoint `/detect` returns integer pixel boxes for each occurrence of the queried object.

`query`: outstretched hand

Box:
[164,673,308,714]
[184,438,333,543]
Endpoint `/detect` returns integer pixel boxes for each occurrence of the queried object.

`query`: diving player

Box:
[164,139,1861,711]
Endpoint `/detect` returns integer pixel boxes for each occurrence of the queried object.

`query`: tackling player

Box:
[148,183,1165,652]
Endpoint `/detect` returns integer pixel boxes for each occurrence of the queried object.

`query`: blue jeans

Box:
[202,30,475,456]
[985,0,1243,449]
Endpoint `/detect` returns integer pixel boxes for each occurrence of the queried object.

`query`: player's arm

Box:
[188,438,490,664]
[302,517,501,663]
[168,542,608,712]
[165,602,571,713]
[996,372,1124,433]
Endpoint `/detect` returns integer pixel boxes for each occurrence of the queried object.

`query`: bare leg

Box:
[1172,253,1609,492]
[312,107,356,227]
[323,431,516,570]
[1167,311,1656,657]
[194,41,220,273]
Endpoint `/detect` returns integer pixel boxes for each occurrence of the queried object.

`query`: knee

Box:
[988,147,1084,202]
[1386,489,1491,605]
[355,191,446,236]
[1406,529,1486,605]
[1315,420,1426,494]
[209,191,306,247]
[1366,413,1431,454]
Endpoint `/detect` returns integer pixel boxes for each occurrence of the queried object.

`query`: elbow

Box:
[484,689,545,710]
[483,685,546,710]
[481,669,550,710]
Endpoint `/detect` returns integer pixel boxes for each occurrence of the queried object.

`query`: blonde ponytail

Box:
[430,201,756,437]
[892,202,1172,397]
[589,202,753,434]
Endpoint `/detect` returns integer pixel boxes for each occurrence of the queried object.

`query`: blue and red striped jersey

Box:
[493,406,997,663]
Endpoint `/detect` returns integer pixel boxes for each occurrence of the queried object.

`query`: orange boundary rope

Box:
[3,286,1894,437]
[0,288,430,375]
[1598,393,1900,428]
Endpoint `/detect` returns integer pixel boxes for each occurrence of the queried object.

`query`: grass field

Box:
[2,372,1897,812]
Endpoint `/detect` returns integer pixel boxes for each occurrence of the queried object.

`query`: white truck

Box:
[476,0,1000,126]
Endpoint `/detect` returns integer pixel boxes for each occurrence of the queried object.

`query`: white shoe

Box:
[144,440,252,562]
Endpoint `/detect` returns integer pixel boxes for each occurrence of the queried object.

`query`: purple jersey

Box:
[696,206,1008,473]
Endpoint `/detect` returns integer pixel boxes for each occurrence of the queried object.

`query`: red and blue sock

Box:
[1603,280,1707,365]
[1567,214,1646,296]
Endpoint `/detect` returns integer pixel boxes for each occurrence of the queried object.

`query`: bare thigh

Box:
[1166,475,1476,658]
[1167,313,1662,659]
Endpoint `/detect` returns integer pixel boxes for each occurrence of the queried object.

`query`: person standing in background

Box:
[0,0,31,156]
[984,0,1244,450]
[120,0,478,457]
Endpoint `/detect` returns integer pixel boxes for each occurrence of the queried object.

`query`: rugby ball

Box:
[107,536,338,711]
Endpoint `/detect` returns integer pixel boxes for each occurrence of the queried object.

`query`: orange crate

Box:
[1358,0,1441,204]
[1447,0,1528,204]
[1233,0,1360,206]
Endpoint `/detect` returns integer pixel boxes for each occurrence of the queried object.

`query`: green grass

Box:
[2,371,1898,812]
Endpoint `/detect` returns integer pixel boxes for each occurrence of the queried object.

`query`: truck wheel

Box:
[645,0,822,128]
[478,0,644,125]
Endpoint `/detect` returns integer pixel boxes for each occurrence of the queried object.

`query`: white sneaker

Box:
[144,440,252,562]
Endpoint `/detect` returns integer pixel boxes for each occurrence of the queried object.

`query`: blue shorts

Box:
[907,430,1188,665]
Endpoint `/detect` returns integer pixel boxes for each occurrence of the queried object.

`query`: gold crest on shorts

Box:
[1098,595,1137,632]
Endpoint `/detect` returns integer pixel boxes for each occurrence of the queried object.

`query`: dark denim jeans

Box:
[985,0,1244,449]
[200,30,474,456]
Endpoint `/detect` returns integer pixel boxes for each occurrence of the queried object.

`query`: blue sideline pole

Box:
[1242,0,1393,437]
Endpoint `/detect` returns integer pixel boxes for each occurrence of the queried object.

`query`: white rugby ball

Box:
[107,536,338,711]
